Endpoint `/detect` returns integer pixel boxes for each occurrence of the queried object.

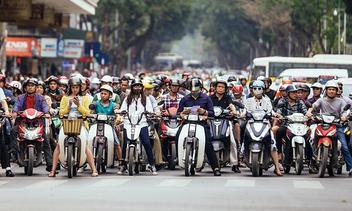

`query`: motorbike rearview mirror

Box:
[89,104,97,110]
[343,104,351,111]
[157,100,165,106]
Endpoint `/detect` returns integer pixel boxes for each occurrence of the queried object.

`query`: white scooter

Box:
[178,106,206,176]
[87,112,115,174]
[58,116,87,178]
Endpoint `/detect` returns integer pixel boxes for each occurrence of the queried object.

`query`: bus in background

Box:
[154,53,183,71]
[251,54,352,79]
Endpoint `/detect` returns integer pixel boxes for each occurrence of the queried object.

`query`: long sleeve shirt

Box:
[120,96,153,129]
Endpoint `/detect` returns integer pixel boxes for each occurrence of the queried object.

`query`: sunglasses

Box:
[253,87,263,90]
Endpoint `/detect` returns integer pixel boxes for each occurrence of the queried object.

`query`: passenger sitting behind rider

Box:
[90,84,122,164]
[48,76,98,177]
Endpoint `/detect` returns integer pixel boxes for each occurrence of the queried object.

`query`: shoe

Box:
[46,165,53,172]
[213,169,221,176]
[274,168,283,177]
[117,165,127,175]
[48,171,56,177]
[309,166,318,174]
[349,170,352,176]
[147,164,158,175]
[232,165,241,173]
[91,171,98,177]
[6,170,15,177]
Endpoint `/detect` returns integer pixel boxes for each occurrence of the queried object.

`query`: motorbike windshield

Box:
[321,114,336,124]
[251,110,266,121]
[288,113,307,123]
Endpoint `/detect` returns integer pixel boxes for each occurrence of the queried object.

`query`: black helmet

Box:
[45,75,58,84]
[169,78,181,86]
[190,77,203,91]
[286,84,297,93]
[131,79,143,87]
[24,78,38,87]
[37,80,46,88]
[68,77,82,86]
[264,77,272,86]
[227,76,237,83]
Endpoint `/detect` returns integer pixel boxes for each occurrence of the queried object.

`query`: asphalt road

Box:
[0,165,351,211]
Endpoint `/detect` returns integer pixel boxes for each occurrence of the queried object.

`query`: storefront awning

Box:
[33,0,98,15]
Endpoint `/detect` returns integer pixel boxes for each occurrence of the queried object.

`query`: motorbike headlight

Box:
[97,115,108,121]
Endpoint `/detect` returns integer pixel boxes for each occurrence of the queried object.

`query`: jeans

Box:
[122,127,155,165]
[338,127,352,171]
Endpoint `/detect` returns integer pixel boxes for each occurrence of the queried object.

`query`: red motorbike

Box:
[160,107,182,170]
[17,108,45,176]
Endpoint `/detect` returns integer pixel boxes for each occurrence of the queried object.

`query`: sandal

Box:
[91,171,98,177]
[48,171,56,177]
[274,169,283,177]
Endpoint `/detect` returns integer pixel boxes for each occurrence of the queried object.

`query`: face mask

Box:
[253,88,263,97]
[191,91,200,98]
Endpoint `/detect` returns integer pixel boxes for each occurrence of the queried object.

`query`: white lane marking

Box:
[158,179,191,187]
[0,181,9,186]
[225,179,255,187]
[91,179,130,188]
[293,181,324,189]
[25,180,68,189]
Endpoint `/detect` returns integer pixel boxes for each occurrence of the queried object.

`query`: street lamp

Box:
[333,8,341,54]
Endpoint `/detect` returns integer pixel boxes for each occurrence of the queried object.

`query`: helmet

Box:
[232,85,243,95]
[124,73,134,80]
[296,83,310,93]
[37,80,46,87]
[143,82,154,89]
[170,78,181,86]
[239,76,247,81]
[252,80,265,88]
[264,77,272,86]
[24,78,38,87]
[257,76,265,81]
[100,84,113,94]
[190,77,203,91]
[325,80,338,90]
[45,76,58,84]
[182,72,191,78]
[101,75,113,83]
[282,79,293,84]
[91,78,100,85]
[9,81,22,91]
[227,76,237,83]
[158,75,170,84]
[131,79,143,87]
[68,77,82,86]
[0,75,6,82]
[311,82,323,89]
[349,92,352,100]
[215,78,228,89]
[112,77,120,84]
[286,84,297,93]
[58,76,69,86]
[279,84,288,92]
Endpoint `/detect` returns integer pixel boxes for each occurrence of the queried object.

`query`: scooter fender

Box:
[58,126,88,168]
[87,123,115,168]
[292,136,305,148]
[317,137,332,148]
[178,123,206,168]
[250,142,262,153]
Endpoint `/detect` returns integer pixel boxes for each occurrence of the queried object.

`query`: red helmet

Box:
[0,75,6,83]
[232,85,243,95]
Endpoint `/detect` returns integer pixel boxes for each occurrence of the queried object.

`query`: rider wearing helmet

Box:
[273,85,311,171]
[0,74,15,106]
[232,84,245,103]
[210,78,241,173]
[58,76,69,93]
[118,78,158,175]
[308,82,323,105]
[93,75,121,108]
[258,77,276,101]
[239,76,249,96]
[336,81,352,106]
[307,80,352,176]
[9,81,22,99]
[112,77,120,94]
[161,78,184,110]
[12,78,52,173]
[296,83,310,101]
[243,80,283,176]
[45,75,64,104]
[273,84,289,108]
[177,77,221,176]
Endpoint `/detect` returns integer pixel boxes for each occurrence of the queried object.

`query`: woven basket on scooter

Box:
[62,119,83,135]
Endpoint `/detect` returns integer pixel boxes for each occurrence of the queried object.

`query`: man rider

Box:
[12,78,53,172]
[45,76,64,105]
[306,80,352,176]
[209,78,241,173]
[257,76,276,101]
[243,80,283,176]
[177,77,221,176]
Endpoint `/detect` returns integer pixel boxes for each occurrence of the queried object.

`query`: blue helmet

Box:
[252,80,265,89]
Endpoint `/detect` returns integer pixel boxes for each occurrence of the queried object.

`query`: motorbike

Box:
[160,107,182,170]
[208,106,236,169]
[58,116,87,178]
[281,113,310,175]
[243,109,273,177]
[16,108,46,176]
[178,106,206,176]
[87,112,115,174]
[119,111,152,176]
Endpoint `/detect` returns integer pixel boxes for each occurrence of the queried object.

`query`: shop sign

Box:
[40,38,57,58]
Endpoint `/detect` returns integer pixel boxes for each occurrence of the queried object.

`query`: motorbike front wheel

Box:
[318,145,329,178]
[169,143,177,170]
[67,145,74,178]
[128,147,135,176]
[251,152,260,177]
[295,144,304,175]
[95,144,104,174]
[26,146,34,176]
[184,144,193,176]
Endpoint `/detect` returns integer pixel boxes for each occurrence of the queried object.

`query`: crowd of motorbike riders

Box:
[0,70,351,178]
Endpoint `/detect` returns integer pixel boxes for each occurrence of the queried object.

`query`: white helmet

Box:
[257,76,265,81]
[101,75,113,83]
[100,84,113,94]
[124,73,134,80]
[325,80,338,90]
[9,81,22,91]
[91,77,100,84]
[311,82,323,89]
